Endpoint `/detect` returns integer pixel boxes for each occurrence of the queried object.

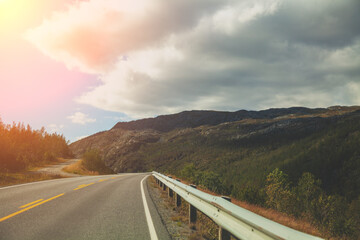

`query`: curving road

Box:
[0,173,170,240]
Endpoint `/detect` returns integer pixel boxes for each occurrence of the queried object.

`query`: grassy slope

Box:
[119,113,360,201]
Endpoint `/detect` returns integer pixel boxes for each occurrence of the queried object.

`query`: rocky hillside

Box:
[70,106,360,191]
[70,106,360,239]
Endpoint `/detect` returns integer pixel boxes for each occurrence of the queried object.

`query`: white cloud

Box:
[27,0,360,118]
[47,124,65,133]
[67,112,96,125]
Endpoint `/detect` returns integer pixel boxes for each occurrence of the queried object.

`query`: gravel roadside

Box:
[147,177,193,240]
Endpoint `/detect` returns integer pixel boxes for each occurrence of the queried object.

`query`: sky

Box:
[1,0,360,142]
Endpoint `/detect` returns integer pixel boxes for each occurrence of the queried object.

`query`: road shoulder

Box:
[146,177,193,240]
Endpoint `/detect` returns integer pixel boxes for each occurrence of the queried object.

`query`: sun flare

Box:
[0,0,42,33]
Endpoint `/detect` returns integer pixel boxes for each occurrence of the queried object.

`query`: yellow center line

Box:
[98,179,108,182]
[19,199,43,209]
[0,193,64,223]
[73,182,95,191]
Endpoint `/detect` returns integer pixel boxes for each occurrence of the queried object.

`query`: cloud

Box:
[27,0,360,118]
[67,112,96,125]
[47,123,64,133]
[25,0,221,73]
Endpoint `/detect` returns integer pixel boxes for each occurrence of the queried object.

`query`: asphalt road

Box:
[0,173,171,240]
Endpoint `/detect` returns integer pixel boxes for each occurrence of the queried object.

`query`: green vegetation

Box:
[62,159,99,175]
[0,119,72,173]
[111,113,360,238]
[82,149,113,174]
[265,169,359,238]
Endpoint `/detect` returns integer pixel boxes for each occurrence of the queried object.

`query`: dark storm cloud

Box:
[27,0,360,117]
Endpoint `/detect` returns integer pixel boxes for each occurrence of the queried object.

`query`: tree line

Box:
[0,119,72,172]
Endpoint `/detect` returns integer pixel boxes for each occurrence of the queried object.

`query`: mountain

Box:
[70,106,360,238]
[70,106,360,199]
[111,107,328,132]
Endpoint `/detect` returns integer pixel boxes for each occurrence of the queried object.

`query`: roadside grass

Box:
[0,157,75,187]
[230,199,321,237]
[0,172,63,187]
[27,157,70,171]
[62,159,99,175]
[152,175,323,239]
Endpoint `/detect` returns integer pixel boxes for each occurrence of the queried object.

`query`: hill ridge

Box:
[110,106,342,132]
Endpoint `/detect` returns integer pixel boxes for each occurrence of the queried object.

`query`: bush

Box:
[179,164,225,194]
[82,149,113,174]
[265,168,298,215]
[239,185,265,205]
[199,171,224,193]
[296,172,322,215]
[180,163,197,182]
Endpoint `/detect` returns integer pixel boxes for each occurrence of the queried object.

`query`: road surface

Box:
[0,173,170,240]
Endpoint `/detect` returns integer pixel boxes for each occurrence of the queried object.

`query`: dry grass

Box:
[62,159,99,175]
[0,172,63,187]
[27,157,70,171]
[231,199,322,237]
[163,175,323,238]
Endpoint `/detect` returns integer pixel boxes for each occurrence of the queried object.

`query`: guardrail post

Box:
[163,183,167,191]
[189,204,197,224]
[168,188,173,198]
[189,184,197,224]
[176,193,181,207]
[219,196,232,240]
[174,179,182,207]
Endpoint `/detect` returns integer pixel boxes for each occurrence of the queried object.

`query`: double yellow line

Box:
[0,176,123,223]
[0,193,64,222]
[73,182,95,191]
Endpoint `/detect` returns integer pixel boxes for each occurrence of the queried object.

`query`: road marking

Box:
[141,176,159,240]
[0,174,128,191]
[73,182,95,190]
[19,199,43,208]
[0,193,64,222]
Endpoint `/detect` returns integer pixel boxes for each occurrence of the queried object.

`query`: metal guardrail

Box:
[152,171,324,240]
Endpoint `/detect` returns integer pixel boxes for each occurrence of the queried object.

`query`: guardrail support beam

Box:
[175,193,181,207]
[218,196,232,240]
[219,227,231,240]
[189,204,197,224]
[189,184,197,224]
